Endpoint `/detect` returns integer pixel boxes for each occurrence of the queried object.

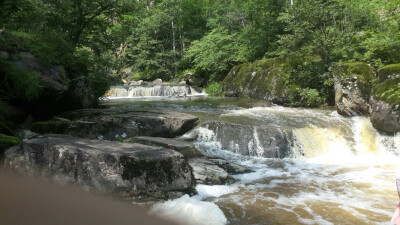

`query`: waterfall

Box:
[104,85,206,98]
[192,107,400,160]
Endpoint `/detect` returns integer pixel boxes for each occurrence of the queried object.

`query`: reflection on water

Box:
[102,97,400,225]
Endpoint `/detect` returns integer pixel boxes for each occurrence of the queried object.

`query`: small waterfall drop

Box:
[104,85,206,98]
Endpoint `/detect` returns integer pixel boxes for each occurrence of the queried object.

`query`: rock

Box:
[152,78,163,85]
[32,109,200,141]
[130,80,144,85]
[377,63,400,83]
[370,78,400,133]
[0,134,21,159]
[188,158,235,185]
[195,121,293,158]
[125,136,203,158]
[66,76,96,109]
[0,51,9,59]
[15,129,39,140]
[3,136,194,197]
[332,62,377,117]
[207,158,253,174]
[223,58,290,104]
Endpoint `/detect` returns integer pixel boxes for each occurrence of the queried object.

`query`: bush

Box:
[205,82,224,96]
[289,88,324,107]
[0,59,43,101]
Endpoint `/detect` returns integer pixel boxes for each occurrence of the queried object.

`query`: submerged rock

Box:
[188,158,235,185]
[31,109,199,141]
[332,62,376,117]
[3,136,194,197]
[125,136,203,158]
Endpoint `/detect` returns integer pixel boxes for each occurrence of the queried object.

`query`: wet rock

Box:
[15,129,39,140]
[332,62,376,117]
[196,121,293,158]
[130,80,144,85]
[125,136,203,158]
[370,97,400,133]
[188,158,235,185]
[152,78,163,85]
[3,136,194,197]
[207,158,253,174]
[32,109,199,141]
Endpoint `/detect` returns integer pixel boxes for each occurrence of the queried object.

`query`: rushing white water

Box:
[103,96,400,225]
[150,195,228,225]
[189,107,400,225]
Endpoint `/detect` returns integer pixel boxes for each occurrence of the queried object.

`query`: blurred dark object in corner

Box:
[0,172,177,225]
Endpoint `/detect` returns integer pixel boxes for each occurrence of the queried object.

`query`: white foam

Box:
[150,195,227,225]
[195,184,238,199]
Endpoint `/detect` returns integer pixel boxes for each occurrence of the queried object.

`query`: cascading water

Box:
[104,85,206,98]
[101,98,400,225]
[185,107,400,225]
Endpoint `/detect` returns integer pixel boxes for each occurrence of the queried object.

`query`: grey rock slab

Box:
[188,157,235,185]
[3,136,194,196]
[52,109,200,140]
[126,136,203,158]
[370,97,400,133]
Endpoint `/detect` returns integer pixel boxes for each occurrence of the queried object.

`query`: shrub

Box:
[0,59,43,101]
[205,82,224,96]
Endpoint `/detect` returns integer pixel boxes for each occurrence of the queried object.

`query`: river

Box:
[103,96,400,225]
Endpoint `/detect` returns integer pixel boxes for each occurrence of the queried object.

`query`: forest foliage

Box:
[0,0,399,105]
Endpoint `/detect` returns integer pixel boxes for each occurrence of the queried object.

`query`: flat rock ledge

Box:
[188,158,236,185]
[125,136,203,158]
[31,109,200,141]
[3,136,194,199]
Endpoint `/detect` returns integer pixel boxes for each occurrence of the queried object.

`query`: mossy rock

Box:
[332,62,377,96]
[223,58,289,103]
[31,119,71,134]
[372,78,400,105]
[0,133,21,158]
[377,63,400,83]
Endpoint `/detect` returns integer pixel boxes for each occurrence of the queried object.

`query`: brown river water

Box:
[103,96,400,225]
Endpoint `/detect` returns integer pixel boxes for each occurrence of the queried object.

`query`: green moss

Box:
[0,30,71,65]
[378,63,400,82]
[0,59,43,101]
[0,133,21,157]
[224,58,288,97]
[332,62,377,96]
[372,78,400,105]
[31,119,70,134]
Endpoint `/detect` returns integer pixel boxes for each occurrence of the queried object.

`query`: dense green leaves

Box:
[0,0,399,106]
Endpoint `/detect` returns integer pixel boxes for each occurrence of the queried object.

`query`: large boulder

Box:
[3,136,194,198]
[31,109,199,141]
[223,58,289,104]
[65,76,96,109]
[332,62,377,117]
[194,121,293,158]
[370,77,400,133]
